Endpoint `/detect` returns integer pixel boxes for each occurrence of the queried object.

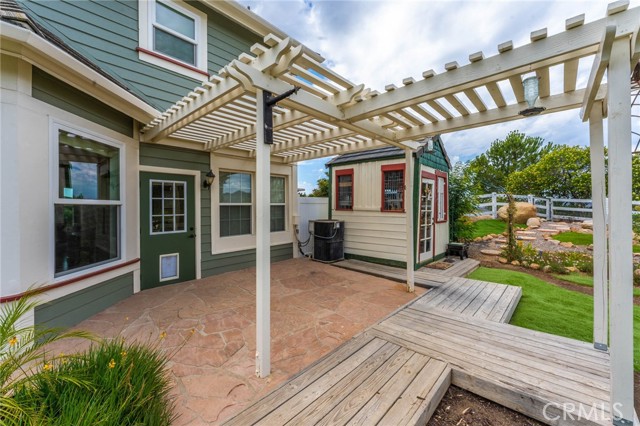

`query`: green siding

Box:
[345,253,406,269]
[32,67,134,136]
[418,139,450,173]
[34,272,133,329]
[139,143,293,277]
[20,0,261,111]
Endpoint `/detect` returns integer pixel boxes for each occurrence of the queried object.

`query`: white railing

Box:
[478,193,640,221]
[297,196,329,255]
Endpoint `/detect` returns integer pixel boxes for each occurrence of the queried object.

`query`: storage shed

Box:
[326,136,451,269]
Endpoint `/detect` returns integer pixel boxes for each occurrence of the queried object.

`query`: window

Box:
[335,169,354,210]
[381,164,405,212]
[436,172,448,222]
[270,176,286,232]
[150,180,186,234]
[55,128,122,276]
[138,0,208,79]
[219,172,252,237]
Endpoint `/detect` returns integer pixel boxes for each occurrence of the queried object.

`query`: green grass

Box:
[468,267,640,371]
[551,231,640,252]
[552,231,593,246]
[472,219,526,239]
[553,272,640,297]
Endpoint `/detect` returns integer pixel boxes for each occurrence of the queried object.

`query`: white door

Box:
[418,178,435,262]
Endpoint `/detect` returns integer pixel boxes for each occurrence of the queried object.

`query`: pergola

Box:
[142,2,639,423]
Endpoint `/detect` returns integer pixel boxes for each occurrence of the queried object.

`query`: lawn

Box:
[552,231,640,252]
[553,272,640,297]
[468,267,640,371]
[472,219,526,239]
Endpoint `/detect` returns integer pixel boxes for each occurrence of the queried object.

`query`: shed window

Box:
[381,164,405,212]
[270,176,286,232]
[335,169,354,210]
[219,172,252,237]
[55,128,122,276]
[436,173,448,223]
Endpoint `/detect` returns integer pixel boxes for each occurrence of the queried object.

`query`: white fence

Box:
[478,193,640,221]
[297,196,329,255]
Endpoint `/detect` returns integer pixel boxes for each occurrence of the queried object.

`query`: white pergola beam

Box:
[589,101,608,350]
[255,89,271,378]
[282,139,387,163]
[396,87,603,141]
[343,8,640,121]
[580,25,616,121]
[271,127,355,154]
[607,36,633,425]
[563,59,579,93]
[536,67,551,98]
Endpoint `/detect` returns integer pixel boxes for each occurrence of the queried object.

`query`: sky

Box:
[237,0,640,194]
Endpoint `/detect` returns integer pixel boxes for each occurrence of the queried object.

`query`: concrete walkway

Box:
[48,258,424,425]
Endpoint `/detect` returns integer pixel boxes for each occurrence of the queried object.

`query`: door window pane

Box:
[151,180,187,234]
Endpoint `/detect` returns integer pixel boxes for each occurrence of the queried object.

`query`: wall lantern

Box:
[519,75,546,117]
[203,169,215,189]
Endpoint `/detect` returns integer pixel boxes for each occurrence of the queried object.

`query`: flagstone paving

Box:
[48,258,424,425]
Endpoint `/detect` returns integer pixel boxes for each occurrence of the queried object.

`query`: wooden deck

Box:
[225,277,610,426]
[333,258,480,288]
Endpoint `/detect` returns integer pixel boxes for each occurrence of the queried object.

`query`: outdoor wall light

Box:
[519,75,546,117]
[203,169,215,189]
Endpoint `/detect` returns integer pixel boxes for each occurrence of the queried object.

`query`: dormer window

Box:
[138,0,208,80]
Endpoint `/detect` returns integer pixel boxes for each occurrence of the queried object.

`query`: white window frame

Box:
[138,0,208,80]
[50,120,125,279]
[270,175,287,233]
[437,176,446,221]
[149,179,188,235]
[219,170,253,238]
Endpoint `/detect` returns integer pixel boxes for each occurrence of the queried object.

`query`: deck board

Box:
[224,275,610,426]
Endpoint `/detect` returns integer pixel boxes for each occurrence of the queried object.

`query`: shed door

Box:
[140,172,196,290]
[418,178,435,262]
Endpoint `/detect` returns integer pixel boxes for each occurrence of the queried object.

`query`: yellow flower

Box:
[43,362,52,371]
[159,331,167,340]
[8,336,18,346]
[120,351,127,358]
[108,359,116,369]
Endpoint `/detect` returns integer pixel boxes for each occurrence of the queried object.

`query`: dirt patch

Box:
[425,261,454,270]
[427,386,544,426]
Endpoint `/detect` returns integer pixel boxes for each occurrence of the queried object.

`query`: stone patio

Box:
[48,258,424,425]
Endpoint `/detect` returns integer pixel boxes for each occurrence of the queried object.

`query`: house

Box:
[0,0,298,329]
[326,136,451,269]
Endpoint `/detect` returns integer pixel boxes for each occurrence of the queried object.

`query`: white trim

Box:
[138,0,208,80]
[49,118,126,281]
[159,252,180,281]
[417,177,435,264]
[138,165,202,280]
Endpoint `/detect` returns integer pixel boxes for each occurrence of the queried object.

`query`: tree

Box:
[309,171,329,197]
[466,130,556,193]
[448,162,477,242]
[507,146,592,199]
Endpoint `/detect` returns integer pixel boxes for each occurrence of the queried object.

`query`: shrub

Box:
[15,337,179,426]
[1,292,94,425]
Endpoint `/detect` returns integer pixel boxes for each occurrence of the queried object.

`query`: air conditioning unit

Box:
[310,220,345,263]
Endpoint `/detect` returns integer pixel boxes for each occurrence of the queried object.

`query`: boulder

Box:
[634,269,640,277]
[542,265,552,273]
[582,220,593,230]
[497,202,538,224]
[559,242,574,248]
[526,217,541,228]
[511,260,520,266]
[530,263,541,270]
[567,266,578,273]
[497,257,508,264]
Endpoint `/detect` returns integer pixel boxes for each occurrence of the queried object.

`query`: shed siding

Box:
[139,144,292,277]
[332,160,408,263]
[32,67,134,136]
[19,0,260,111]
[34,272,133,329]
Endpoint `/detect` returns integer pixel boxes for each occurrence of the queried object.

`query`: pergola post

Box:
[255,88,271,378]
[589,100,608,350]
[405,148,415,292]
[607,37,633,425]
